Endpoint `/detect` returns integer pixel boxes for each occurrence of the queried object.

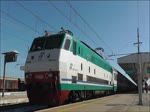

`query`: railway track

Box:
[0,103,48,112]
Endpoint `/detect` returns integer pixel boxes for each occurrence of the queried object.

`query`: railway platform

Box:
[38,92,150,112]
[0,91,28,106]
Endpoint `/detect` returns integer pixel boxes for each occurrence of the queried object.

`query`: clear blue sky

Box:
[0,1,149,78]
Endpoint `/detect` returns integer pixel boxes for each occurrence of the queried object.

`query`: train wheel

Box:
[83,91,87,100]
[79,91,85,101]
[104,91,109,96]
[111,90,114,95]
[92,90,96,98]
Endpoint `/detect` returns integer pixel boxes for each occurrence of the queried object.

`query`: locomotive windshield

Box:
[29,34,65,52]
[45,37,63,49]
[30,38,46,52]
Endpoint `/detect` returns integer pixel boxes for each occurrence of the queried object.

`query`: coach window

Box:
[64,39,71,50]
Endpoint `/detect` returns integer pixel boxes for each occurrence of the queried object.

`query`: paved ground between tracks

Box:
[37,93,150,112]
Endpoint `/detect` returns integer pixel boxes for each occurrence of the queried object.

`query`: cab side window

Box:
[73,41,76,55]
[64,39,71,50]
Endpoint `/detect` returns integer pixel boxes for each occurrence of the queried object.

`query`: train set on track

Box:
[24,29,137,106]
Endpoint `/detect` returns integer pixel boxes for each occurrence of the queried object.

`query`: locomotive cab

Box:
[25,31,73,105]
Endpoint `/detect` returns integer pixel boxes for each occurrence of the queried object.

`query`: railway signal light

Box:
[1,50,19,97]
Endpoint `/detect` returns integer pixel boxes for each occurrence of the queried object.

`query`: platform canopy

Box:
[118,52,150,63]
[117,52,150,82]
[107,60,137,86]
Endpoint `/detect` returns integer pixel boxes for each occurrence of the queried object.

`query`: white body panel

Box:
[25,48,112,87]
[60,50,112,86]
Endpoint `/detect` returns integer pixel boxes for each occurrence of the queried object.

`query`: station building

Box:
[117,52,150,85]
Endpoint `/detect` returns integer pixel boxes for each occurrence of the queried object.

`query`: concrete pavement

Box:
[37,93,150,112]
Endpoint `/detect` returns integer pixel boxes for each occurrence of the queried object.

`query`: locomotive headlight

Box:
[28,74,32,79]
[45,73,48,79]
[25,74,32,79]
[25,74,29,79]
[45,73,53,78]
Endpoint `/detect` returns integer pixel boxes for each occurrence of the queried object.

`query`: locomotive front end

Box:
[25,33,66,106]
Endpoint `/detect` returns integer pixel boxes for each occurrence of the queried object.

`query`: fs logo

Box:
[38,52,45,60]
[69,63,73,70]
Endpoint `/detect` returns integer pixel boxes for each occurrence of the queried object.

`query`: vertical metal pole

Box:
[137,28,142,105]
[2,56,6,97]
[138,53,142,105]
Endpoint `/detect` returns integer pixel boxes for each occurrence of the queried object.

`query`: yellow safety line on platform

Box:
[57,95,118,112]
[58,103,87,112]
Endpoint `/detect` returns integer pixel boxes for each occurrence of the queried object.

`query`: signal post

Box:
[2,50,19,97]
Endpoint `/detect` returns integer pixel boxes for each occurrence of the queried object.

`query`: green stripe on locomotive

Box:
[60,83,113,90]
[69,36,112,73]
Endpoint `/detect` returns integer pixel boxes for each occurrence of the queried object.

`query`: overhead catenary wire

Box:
[66,1,114,54]
[0,9,42,35]
[15,0,58,33]
[115,40,134,55]
[1,24,30,44]
[137,1,140,29]
[1,18,39,37]
[48,1,100,47]
[107,2,142,58]
[1,30,29,63]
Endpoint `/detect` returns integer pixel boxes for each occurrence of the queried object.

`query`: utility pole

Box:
[134,28,142,105]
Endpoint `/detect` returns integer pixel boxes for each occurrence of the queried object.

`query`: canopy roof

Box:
[108,60,137,86]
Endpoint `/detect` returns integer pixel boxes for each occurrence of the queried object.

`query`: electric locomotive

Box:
[24,29,117,106]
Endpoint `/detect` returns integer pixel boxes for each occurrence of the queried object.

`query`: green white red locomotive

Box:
[24,29,118,106]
